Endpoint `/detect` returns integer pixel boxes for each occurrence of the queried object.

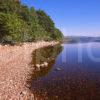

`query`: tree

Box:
[36,10,55,33]
[36,10,63,40]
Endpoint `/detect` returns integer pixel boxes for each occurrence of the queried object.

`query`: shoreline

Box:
[0,41,59,100]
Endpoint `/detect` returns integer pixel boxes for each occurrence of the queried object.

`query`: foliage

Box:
[0,13,33,43]
[36,10,54,33]
[0,0,63,44]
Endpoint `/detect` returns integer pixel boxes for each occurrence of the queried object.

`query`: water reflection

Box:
[30,44,62,79]
[28,43,100,100]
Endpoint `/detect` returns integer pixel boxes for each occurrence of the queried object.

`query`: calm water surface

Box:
[29,42,100,100]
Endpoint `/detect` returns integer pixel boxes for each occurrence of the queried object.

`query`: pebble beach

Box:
[0,41,58,100]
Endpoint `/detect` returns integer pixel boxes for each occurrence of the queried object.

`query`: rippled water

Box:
[29,42,100,100]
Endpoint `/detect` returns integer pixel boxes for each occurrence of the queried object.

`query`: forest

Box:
[0,0,63,44]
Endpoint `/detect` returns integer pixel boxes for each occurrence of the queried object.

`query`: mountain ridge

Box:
[63,36,100,43]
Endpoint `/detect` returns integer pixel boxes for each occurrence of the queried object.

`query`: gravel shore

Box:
[0,41,58,100]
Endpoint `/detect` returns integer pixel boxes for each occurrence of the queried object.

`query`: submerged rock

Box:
[35,63,50,70]
[36,62,49,68]
[41,64,44,67]
[44,62,48,66]
[36,64,41,68]
[55,67,62,71]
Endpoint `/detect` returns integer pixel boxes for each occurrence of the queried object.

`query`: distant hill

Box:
[63,36,100,43]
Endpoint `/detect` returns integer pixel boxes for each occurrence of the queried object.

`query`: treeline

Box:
[0,0,63,44]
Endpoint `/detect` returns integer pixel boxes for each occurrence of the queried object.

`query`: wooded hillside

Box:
[0,0,63,44]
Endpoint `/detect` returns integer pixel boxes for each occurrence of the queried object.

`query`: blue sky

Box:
[21,0,100,36]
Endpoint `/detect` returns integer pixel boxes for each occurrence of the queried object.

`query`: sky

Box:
[21,0,100,36]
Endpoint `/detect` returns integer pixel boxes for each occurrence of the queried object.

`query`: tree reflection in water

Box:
[27,44,62,99]
[30,44,62,78]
